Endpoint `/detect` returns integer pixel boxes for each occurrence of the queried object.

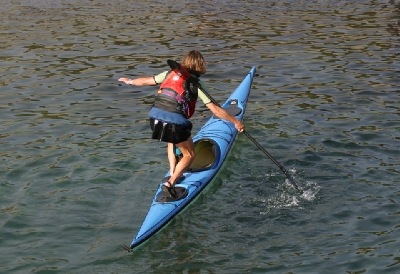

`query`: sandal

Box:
[161,181,177,198]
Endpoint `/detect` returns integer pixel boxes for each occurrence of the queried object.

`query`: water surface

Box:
[1,0,400,273]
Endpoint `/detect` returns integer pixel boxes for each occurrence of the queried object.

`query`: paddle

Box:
[242,131,303,193]
[197,80,303,193]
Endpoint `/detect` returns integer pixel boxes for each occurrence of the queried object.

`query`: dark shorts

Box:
[150,118,192,144]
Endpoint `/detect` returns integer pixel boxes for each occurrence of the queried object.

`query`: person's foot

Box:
[161,181,177,198]
[163,175,185,184]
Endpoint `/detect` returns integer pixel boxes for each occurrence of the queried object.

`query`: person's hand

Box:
[234,120,245,132]
[118,78,133,85]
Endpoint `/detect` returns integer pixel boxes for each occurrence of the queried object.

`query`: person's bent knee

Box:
[182,149,195,161]
[188,150,196,161]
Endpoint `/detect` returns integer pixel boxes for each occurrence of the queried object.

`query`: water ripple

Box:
[1,0,400,273]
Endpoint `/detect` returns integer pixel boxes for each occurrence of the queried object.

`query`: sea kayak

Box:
[128,67,256,250]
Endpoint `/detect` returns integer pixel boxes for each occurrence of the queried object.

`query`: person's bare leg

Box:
[168,137,195,186]
[167,143,176,176]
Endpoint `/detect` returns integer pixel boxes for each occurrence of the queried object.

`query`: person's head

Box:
[181,50,207,77]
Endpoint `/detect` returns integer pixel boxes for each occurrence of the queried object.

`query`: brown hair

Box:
[181,50,207,76]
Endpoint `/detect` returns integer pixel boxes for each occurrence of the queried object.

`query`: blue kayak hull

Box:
[129,67,256,249]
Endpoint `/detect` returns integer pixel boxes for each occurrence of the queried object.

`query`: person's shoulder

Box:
[156,70,169,77]
[154,70,169,84]
[197,86,211,104]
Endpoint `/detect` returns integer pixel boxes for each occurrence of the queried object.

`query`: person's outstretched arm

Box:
[118,76,156,86]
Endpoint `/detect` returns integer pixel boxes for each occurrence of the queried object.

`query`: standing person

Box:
[118,50,244,198]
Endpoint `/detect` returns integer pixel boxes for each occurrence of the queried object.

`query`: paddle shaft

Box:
[200,85,303,193]
[242,131,302,193]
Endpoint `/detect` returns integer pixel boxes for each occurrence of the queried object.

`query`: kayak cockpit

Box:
[189,139,219,172]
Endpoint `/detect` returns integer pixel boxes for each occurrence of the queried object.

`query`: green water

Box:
[1,0,399,273]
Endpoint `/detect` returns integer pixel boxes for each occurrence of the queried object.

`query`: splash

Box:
[283,194,300,207]
[300,180,321,202]
[254,167,321,215]
[258,176,320,215]
[284,168,321,202]
[301,188,317,201]
[258,192,301,215]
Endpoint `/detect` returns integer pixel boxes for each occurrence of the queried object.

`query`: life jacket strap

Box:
[154,88,185,114]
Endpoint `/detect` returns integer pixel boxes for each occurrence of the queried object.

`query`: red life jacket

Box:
[154,60,199,118]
